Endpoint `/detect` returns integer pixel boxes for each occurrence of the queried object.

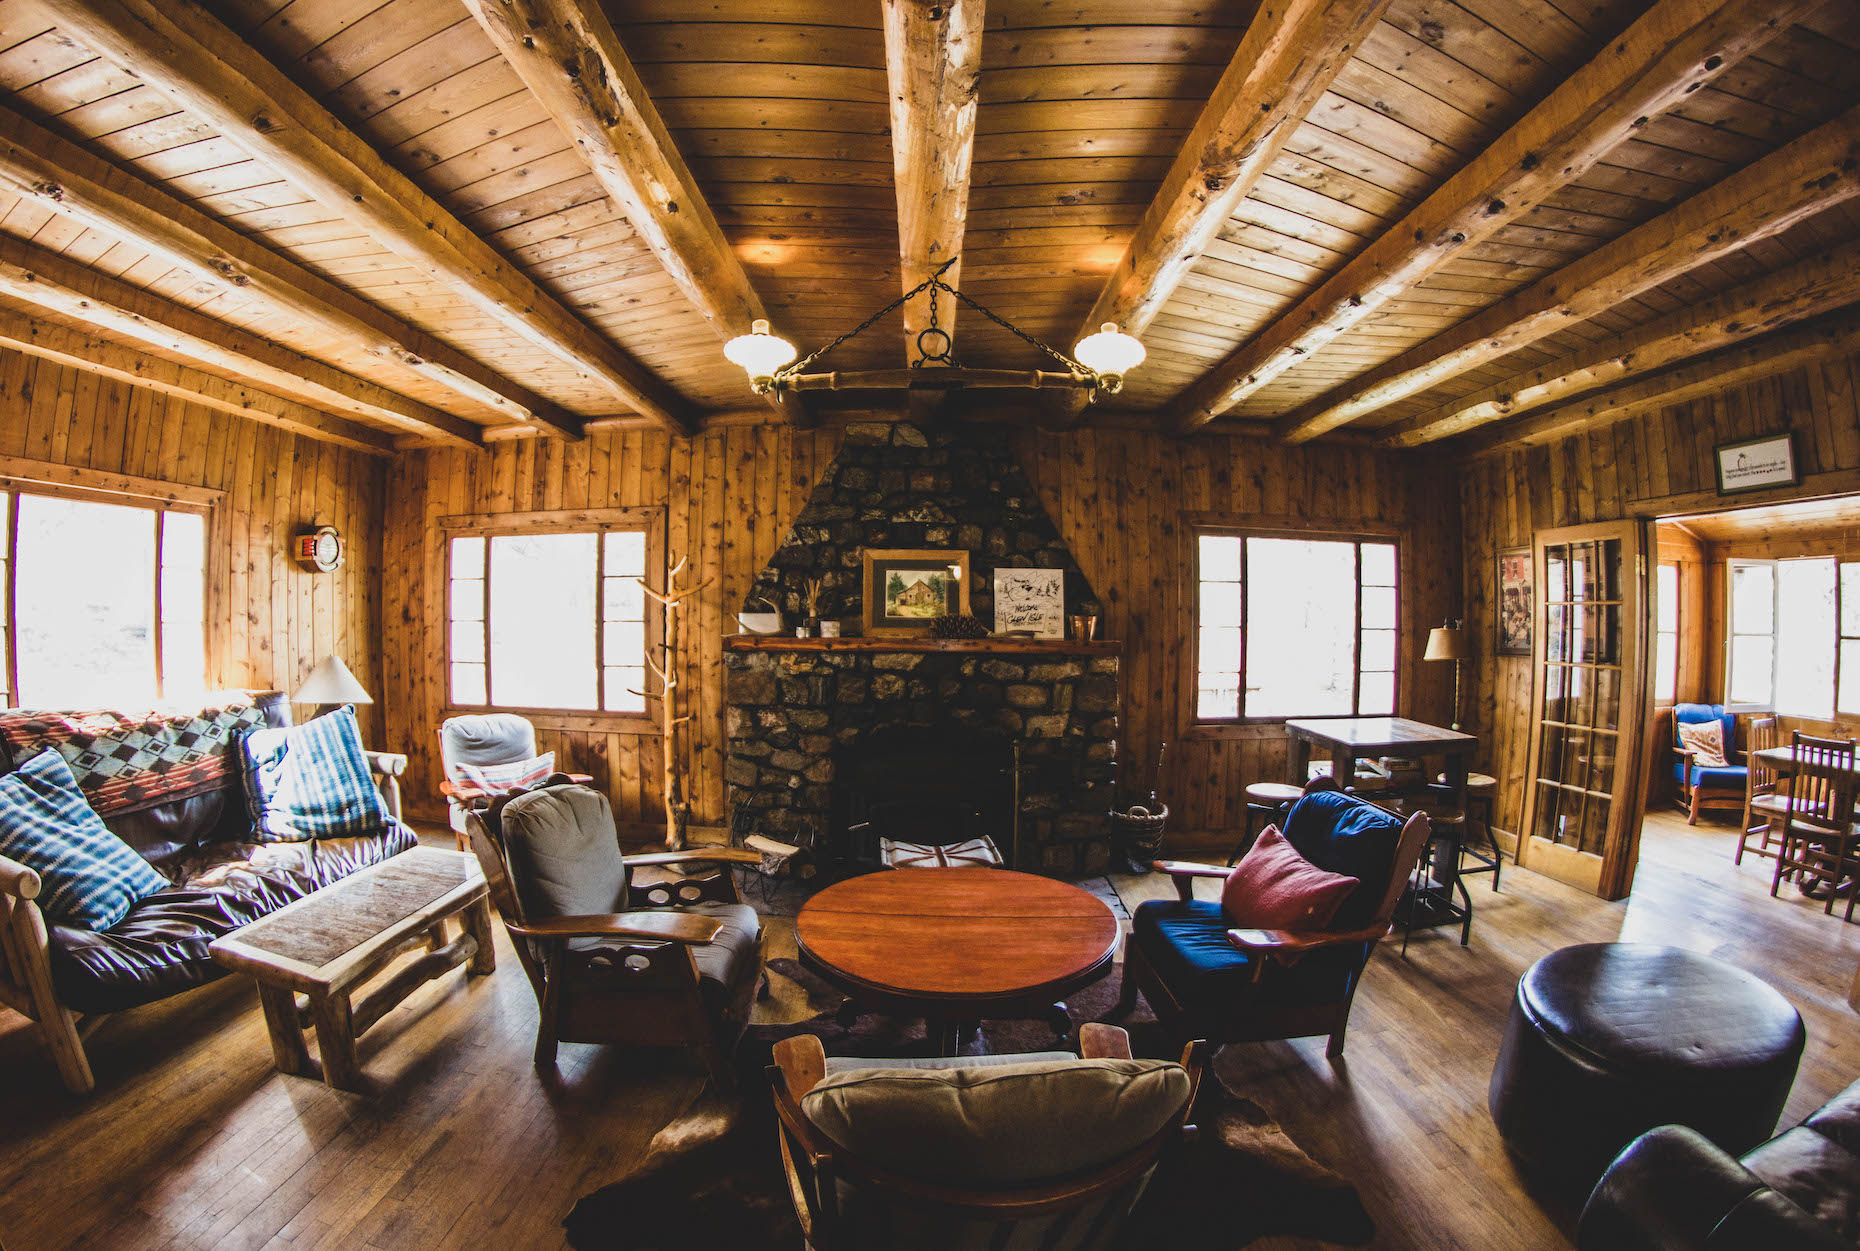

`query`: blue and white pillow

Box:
[0,749,168,930]
[241,705,394,843]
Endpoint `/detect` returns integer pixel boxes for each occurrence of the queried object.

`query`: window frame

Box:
[1724,554,1859,718]
[1183,517,1404,734]
[1724,557,1776,713]
[439,507,665,732]
[1654,559,1680,705]
[0,463,216,708]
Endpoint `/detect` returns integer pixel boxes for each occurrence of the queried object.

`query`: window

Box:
[0,490,206,707]
[446,522,649,715]
[1654,561,1679,703]
[1726,556,1859,718]
[1195,531,1399,721]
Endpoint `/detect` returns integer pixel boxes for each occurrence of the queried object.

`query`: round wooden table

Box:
[794,867,1120,1053]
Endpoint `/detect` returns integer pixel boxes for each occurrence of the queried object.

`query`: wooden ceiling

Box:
[1663,491,1860,543]
[0,0,1854,452]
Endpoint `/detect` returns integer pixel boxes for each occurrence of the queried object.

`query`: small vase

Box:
[819,620,841,638]
[794,624,813,639]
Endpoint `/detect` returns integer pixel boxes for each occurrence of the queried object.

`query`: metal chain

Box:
[945,285,1084,373]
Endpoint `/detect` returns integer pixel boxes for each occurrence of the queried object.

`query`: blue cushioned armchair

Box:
[1116,780,1431,1059]
[1672,703,1747,826]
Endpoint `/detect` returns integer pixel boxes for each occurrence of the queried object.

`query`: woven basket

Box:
[1109,804,1169,872]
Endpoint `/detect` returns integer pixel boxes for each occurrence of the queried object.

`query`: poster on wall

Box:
[1714,432,1798,495]
[1496,546,1533,657]
[992,568,1065,638]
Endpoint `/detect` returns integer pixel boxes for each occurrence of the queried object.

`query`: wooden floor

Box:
[2,812,1856,1250]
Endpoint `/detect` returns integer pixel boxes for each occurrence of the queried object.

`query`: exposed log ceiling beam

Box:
[1312,105,1860,446]
[1384,231,1860,448]
[0,103,573,440]
[1458,308,1860,457]
[882,0,984,365]
[1040,0,1391,427]
[0,308,394,455]
[0,235,483,450]
[1168,0,1821,435]
[463,0,811,428]
[36,0,692,436]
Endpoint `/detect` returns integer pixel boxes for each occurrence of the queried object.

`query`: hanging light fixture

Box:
[720,258,1142,401]
[722,319,797,394]
[1072,322,1146,394]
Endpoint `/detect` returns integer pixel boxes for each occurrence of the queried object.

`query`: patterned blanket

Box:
[0,692,271,817]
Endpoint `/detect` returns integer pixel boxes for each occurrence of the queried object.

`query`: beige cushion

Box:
[499,784,626,920]
[801,1057,1189,1187]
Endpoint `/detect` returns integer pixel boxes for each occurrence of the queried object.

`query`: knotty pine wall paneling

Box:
[1460,351,1860,843]
[0,346,385,739]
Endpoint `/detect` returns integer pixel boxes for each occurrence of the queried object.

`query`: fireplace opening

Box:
[834,727,1015,870]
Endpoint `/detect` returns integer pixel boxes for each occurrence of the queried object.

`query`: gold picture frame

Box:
[861,549,971,636]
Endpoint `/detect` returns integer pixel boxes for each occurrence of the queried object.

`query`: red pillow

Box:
[1220,826,1360,931]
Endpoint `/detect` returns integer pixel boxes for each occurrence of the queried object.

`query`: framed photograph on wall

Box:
[1714,431,1798,495]
[861,549,970,635]
[993,567,1065,638]
[1496,546,1533,656]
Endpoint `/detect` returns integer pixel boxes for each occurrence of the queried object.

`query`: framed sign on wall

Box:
[992,568,1064,638]
[1496,546,1533,657]
[861,548,970,636]
[1714,432,1798,495]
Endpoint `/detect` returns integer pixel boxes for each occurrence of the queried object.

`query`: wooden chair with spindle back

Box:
[1737,716,1785,865]
[1770,733,1859,919]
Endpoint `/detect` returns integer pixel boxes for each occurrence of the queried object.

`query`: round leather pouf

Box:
[1488,943,1805,1190]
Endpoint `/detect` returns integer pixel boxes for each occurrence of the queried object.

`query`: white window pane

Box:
[450,536,485,578]
[1360,542,1396,587]
[16,496,157,706]
[161,510,203,559]
[605,666,647,713]
[1656,564,1678,632]
[1361,584,1396,630]
[1198,580,1242,628]
[1358,670,1395,716]
[489,533,598,709]
[451,662,487,706]
[1246,537,1356,717]
[1199,534,1241,583]
[603,575,645,620]
[604,529,646,578]
[1729,635,1774,706]
[162,619,206,701]
[1200,625,1242,673]
[450,619,485,660]
[1197,676,1240,720]
[1841,639,1860,715]
[1776,558,1836,719]
[1359,628,1396,673]
[1656,631,1677,702]
[603,619,645,664]
[160,560,204,624]
[1731,563,1774,634]
[449,578,484,621]
[1844,563,1860,637]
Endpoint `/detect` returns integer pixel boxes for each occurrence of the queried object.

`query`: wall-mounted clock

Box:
[293,525,345,573]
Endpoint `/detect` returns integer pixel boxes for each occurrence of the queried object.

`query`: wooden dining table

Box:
[1751,744,1859,899]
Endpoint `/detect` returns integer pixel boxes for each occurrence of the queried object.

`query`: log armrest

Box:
[1225,923,1391,977]
[366,750,408,777]
[0,850,41,900]
[504,911,725,944]
[626,847,766,868]
[1152,859,1231,902]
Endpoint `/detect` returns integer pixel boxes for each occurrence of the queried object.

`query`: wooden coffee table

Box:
[794,867,1119,1053]
[210,845,496,1091]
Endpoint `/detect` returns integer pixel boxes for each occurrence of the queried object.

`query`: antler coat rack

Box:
[634,555,712,850]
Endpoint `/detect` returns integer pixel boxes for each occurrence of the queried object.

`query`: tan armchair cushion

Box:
[499,785,627,921]
[801,1056,1189,1187]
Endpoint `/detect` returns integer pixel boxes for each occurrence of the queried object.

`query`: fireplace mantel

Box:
[725,635,1121,656]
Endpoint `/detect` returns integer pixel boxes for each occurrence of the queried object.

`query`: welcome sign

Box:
[1715,432,1797,495]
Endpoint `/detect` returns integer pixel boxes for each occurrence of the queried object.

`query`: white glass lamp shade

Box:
[723,319,797,389]
[1073,322,1147,380]
[292,654,373,705]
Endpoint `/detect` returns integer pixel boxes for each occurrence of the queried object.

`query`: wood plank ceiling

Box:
[0,0,1850,451]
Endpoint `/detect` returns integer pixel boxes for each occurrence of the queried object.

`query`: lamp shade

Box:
[723,318,797,380]
[1424,625,1470,662]
[292,654,372,705]
[1073,322,1146,377]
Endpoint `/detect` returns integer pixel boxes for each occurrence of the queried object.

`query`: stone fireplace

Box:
[724,419,1119,876]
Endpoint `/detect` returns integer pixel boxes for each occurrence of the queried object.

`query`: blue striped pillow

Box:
[241,706,394,843]
[0,749,168,930]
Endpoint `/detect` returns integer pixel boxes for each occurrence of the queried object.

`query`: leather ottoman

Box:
[1489,943,1805,1191]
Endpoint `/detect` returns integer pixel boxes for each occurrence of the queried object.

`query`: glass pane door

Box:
[1520,522,1649,899]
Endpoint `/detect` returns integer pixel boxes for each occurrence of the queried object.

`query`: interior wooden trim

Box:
[0,455,223,509]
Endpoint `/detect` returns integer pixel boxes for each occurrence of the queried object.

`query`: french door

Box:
[1518,521,1652,900]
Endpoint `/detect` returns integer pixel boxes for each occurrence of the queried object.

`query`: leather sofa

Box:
[0,692,412,1093]
[1580,1079,1860,1250]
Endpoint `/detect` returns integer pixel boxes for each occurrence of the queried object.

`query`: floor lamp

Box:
[291,654,373,719]
[1425,621,1469,731]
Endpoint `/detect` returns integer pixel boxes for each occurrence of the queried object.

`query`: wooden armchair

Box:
[464,776,765,1080]
[769,1024,1206,1250]
[438,713,592,849]
[1118,779,1431,1059]
[1673,703,1747,825]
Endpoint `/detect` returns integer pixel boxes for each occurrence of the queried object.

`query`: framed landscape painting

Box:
[861,549,970,635]
[1496,546,1533,656]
